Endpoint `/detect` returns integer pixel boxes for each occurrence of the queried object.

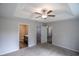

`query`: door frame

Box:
[18,23,29,49]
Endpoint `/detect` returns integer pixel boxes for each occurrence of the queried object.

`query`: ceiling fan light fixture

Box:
[42,15,47,19]
[34,8,55,19]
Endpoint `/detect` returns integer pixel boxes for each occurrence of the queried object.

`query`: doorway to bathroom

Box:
[19,24,29,49]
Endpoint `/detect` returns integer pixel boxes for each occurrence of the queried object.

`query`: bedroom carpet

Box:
[2,43,79,56]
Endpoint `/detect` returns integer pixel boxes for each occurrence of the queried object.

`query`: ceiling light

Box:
[42,15,47,19]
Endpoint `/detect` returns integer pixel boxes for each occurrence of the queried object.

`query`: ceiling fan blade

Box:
[34,12,41,15]
[35,15,41,18]
[47,10,53,14]
[48,15,55,17]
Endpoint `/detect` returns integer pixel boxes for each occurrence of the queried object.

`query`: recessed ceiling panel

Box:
[14,3,74,22]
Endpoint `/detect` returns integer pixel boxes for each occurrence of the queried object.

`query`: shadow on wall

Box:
[52,18,79,52]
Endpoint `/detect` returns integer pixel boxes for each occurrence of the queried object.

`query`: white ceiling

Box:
[0,3,79,23]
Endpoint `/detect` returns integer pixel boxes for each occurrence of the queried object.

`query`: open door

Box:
[19,24,29,49]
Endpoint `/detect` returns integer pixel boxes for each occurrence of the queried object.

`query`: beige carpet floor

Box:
[2,43,79,56]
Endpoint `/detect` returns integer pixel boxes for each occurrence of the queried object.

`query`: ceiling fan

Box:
[34,8,55,19]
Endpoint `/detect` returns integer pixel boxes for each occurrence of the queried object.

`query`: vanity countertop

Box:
[24,35,28,37]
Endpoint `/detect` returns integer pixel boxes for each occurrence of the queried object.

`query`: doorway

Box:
[47,25,52,44]
[37,24,41,45]
[19,24,29,49]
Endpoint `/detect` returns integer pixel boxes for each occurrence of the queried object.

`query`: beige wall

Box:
[51,18,79,52]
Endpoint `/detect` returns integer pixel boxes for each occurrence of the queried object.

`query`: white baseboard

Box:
[52,43,79,53]
[0,48,19,55]
[28,44,36,47]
